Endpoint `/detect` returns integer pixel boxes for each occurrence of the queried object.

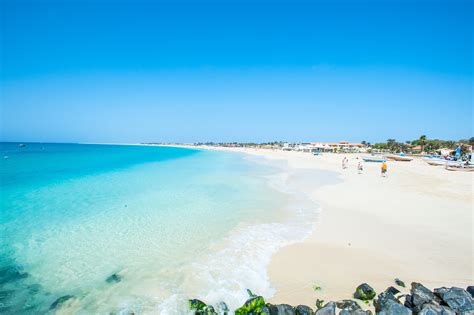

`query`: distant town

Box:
[145,136,474,156]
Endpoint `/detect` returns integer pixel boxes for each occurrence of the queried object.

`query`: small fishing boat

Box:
[18,143,26,147]
[445,165,474,172]
[424,159,461,167]
[362,156,386,163]
[386,154,413,162]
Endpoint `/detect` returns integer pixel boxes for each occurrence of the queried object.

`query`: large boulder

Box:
[377,299,412,315]
[418,304,455,315]
[336,300,361,312]
[340,310,372,315]
[266,303,296,315]
[436,287,474,313]
[467,286,474,298]
[404,283,441,313]
[374,290,399,312]
[235,296,266,315]
[315,302,335,315]
[353,283,376,301]
[295,305,314,315]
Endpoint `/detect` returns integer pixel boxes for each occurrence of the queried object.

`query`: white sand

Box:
[185,146,473,306]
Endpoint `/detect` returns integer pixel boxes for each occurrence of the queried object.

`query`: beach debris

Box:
[315,302,335,315]
[295,304,314,315]
[49,295,75,310]
[353,283,376,301]
[395,278,406,288]
[313,285,322,291]
[467,286,474,298]
[105,273,122,284]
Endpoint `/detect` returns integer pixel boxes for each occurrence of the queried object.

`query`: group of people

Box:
[342,157,388,177]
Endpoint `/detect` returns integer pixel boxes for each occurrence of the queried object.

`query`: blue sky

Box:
[1,0,472,143]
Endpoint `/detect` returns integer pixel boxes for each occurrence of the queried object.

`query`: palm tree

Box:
[419,135,427,153]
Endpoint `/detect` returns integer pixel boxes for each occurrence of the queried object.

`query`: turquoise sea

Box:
[0,143,320,314]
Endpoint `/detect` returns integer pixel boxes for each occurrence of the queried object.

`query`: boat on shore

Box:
[386,154,413,162]
[445,165,474,172]
[362,156,386,163]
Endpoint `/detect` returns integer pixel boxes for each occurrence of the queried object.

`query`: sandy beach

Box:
[190,146,473,306]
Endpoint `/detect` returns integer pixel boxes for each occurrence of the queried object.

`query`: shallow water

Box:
[0,143,327,314]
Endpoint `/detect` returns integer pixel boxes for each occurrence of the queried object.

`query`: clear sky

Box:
[1,0,472,143]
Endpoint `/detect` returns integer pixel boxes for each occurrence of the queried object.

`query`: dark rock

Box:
[261,306,272,315]
[216,301,229,314]
[315,302,335,315]
[295,305,314,315]
[418,304,455,315]
[336,300,361,311]
[385,286,401,296]
[235,296,266,315]
[433,287,449,302]
[267,303,296,315]
[354,283,376,301]
[340,310,372,315]
[406,282,441,313]
[106,273,122,284]
[189,299,207,311]
[49,295,75,310]
[466,286,474,298]
[395,278,406,288]
[374,291,398,312]
[200,305,217,315]
[437,287,474,313]
[377,299,412,315]
[0,266,29,285]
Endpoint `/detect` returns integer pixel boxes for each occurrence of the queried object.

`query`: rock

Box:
[295,305,314,315]
[467,286,474,298]
[235,296,266,315]
[49,295,75,310]
[200,305,217,315]
[315,302,335,315]
[385,286,401,296]
[267,303,296,315]
[0,266,29,285]
[353,283,376,301]
[433,287,449,301]
[405,282,441,313]
[189,299,207,311]
[261,305,272,315]
[377,299,412,315]
[215,301,229,315]
[374,290,399,312]
[437,287,474,313]
[105,273,122,284]
[336,300,361,311]
[395,278,406,288]
[340,310,372,315]
[418,304,455,315]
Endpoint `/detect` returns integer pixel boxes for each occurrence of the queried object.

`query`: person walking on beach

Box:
[358,161,363,174]
[342,157,348,169]
[381,161,388,177]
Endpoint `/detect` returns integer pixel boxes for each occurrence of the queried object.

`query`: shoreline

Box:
[170,145,473,308]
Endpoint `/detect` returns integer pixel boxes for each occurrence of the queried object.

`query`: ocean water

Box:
[0,143,320,314]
